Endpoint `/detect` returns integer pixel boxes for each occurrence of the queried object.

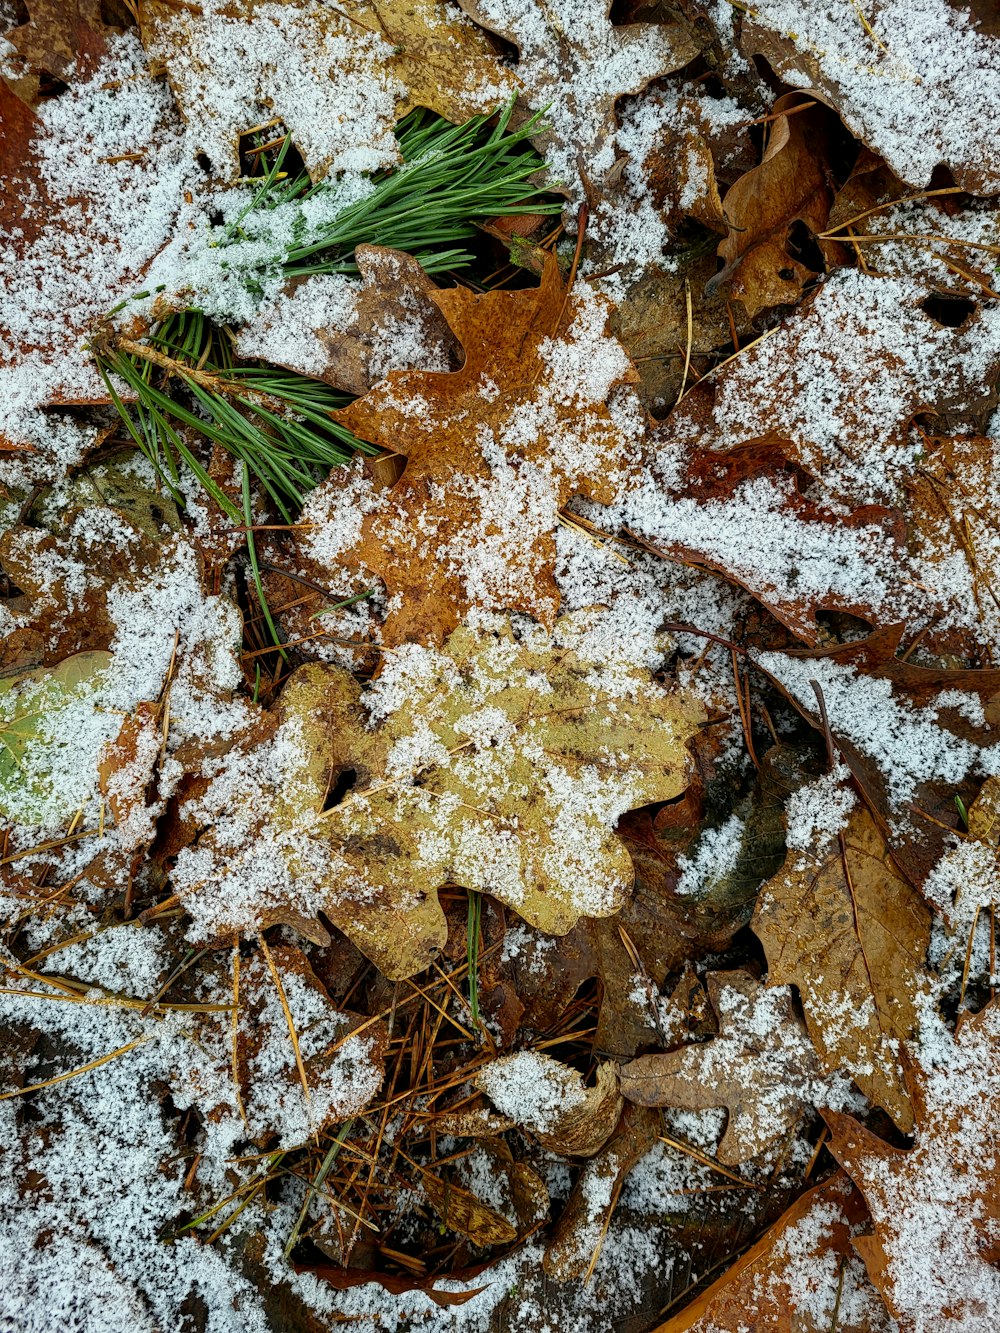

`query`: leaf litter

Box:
[2,1,1000,1330]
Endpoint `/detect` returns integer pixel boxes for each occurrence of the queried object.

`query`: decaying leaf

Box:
[328,254,643,645]
[97,700,164,858]
[231,944,387,1146]
[544,1102,660,1281]
[343,0,518,125]
[753,800,931,1131]
[475,1051,622,1158]
[138,0,403,179]
[740,0,1000,193]
[421,1172,517,1248]
[236,246,455,395]
[0,650,112,826]
[657,1172,894,1332]
[3,0,112,93]
[620,971,838,1165]
[711,93,840,319]
[825,1003,1000,1331]
[454,0,701,199]
[171,617,704,979]
[687,269,1000,505]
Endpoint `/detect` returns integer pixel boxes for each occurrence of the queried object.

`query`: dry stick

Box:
[732,646,760,772]
[258,933,313,1118]
[675,277,694,405]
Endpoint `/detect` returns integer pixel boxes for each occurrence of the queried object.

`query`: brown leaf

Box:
[620,970,833,1165]
[544,1102,660,1281]
[635,436,906,646]
[825,1003,1000,1331]
[655,1172,893,1332]
[233,944,387,1145]
[476,1052,623,1158]
[236,247,455,396]
[740,7,1000,193]
[330,254,642,645]
[710,93,839,319]
[421,1172,518,1248]
[137,0,403,180]
[454,0,701,200]
[753,800,931,1131]
[4,0,111,89]
[97,700,164,858]
[342,0,518,125]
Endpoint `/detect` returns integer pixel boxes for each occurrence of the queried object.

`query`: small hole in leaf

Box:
[324,768,357,811]
[777,267,796,281]
[919,293,976,327]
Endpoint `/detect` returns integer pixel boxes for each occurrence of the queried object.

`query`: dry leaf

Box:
[711,93,839,319]
[171,618,703,979]
[656,1172,894,1332]
[544,1102,660,1281]
[236,246,455,395]
[475,1052,623,1158]
[454,0,701,199]
[137,0,403,179]
[620,971,835,1165]
[97,701,164,858]
[753,801,931,1132]
[421,1172,518,1248]
[232,944,387,1146]
[345,0,518,124]
[3,0,111,92]
[330,254,642,645]
[740,2,1000,193]
[825,1003,1000,1331]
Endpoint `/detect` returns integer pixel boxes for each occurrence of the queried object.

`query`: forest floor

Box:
[2,2,1000,1330]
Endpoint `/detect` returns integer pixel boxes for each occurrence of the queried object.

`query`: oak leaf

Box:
[740,3,1000,193]
[329,254,643,645]
[454,0,700,199]
[171,618,704,979]
[656,1172,894,1333]
[710,93,840,319]
[825,1003,1000,1332]
[753,801,932,1132]
[620,970,839,1165]
[421,1172,517,1248]
[3,0,111,94]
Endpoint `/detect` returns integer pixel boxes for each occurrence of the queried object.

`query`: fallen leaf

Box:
[330,254,643,645]
[689,269,1000,505]
[753,800,931,1131]
[656,1171,894,1332]
[137,0,403,179]
[421,1171,517,1248]
[3,0,111,92]
[233,944,387,1146]
[620,970,838,1165]
[454,0,701,199]
[97,700,164,858]
[825,1003,1000,1331]
[710,93,841,319]
[544,1102,660,1281]
[345,0,518,124]
[236,246,455,395]
[0,650,112,826]
[740,2,1000,193]
[475,1051,622,1157]
[170,617,704,979]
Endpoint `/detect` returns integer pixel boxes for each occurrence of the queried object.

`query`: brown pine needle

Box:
[0,1037,148,1102]
[258,933,313,1118]
[658,1134,760,1188]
